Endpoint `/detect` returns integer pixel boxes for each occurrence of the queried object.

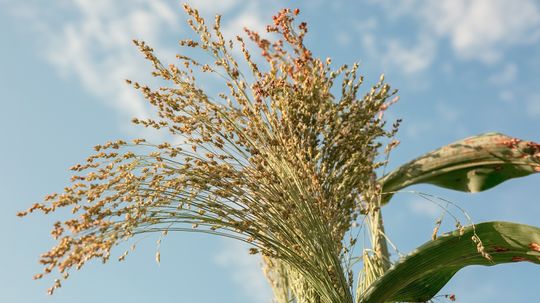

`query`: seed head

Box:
[21,5,398,302]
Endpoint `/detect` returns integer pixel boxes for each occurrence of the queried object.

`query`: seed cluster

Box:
[20,5,397,302]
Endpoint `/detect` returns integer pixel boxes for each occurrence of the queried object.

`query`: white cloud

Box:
[421,0,540,63]
[382,35,436,75]
[360,32,435,75]
[498,90,516,103]
[6,0,281,134]
[366,0,540,71]
[6,2,277,299]
[214,240,272,303]
[4,0,184,128]
[526,93,540,117]
[403,120,432,139]
[402,101,467,139]
[436,102,460,123]
[336,32,352,46]
[44,0,182,122]
[488,63,518,85]
[185,0,240,15]
[409,199,441,218]
[488,63,519,103]
[352,17,378,33]
[221,4,270,41]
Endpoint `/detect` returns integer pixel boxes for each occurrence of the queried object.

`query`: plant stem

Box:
[371,207,390,271]
[355,201,391,303]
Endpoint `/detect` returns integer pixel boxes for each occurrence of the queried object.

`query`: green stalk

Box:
[356,188,391,302]
[371,208,390,272]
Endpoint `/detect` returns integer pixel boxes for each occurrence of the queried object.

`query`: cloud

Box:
[220,3,270,41]
[403,120,433,139]
[526,93,540,117]
[383,35,436,75]
[435,102,460,123]
[185,0,240,15]
[488,63,518,85]
[335,32,352,46]
[488,63,519,103]
[5,0,187,130]
[214,240,272,303]
[401,100,467,139]
[6,0,282,134]
[420,0,540,63]
[364,0,540,72]
[498,90,516,103]
[409,199,441,218]
[44,0,183,122]
[359,33,435,75]
[6,2,276,300]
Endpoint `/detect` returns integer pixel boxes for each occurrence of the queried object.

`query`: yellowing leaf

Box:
[379,133,540,203]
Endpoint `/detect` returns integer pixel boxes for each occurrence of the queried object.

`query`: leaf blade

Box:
[380,133,540,202]
[359,221,540,303]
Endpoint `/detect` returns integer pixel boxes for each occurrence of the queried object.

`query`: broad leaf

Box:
[379,133,540,202]
[359,221,540,303]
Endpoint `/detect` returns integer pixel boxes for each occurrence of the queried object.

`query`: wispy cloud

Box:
[4,0,188,137]
[488,63,518,85]
[420,0,540,63]
[526,93,540,117]
[6,1,277,299]
[382,35,436,75]
[43,0,182,121]
[409,199,441,218]
[185,0,240,15]
[359,31,436,75]
[6,0,280,133]
[361,0,540,74]
[214,240,272,303]
[402,100,467,139]
[403,120,433,139]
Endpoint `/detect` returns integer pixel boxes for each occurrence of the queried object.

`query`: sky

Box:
[2,0,540,302]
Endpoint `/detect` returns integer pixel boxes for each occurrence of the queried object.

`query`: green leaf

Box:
[379,133,540,202]
[359,221,540,303]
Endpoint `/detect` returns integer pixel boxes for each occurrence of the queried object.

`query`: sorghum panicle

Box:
[19,5,397,301]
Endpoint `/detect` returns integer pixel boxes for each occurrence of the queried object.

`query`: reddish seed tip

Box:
[293,8,300,15]
[511,256,528,262]
[492,246,510,253]
[529,242,540,252]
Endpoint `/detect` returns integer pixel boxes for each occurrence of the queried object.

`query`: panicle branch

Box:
[20,5,398,302]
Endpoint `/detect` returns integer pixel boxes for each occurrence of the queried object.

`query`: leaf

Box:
[379,133,540,202]
[359,221,540,303]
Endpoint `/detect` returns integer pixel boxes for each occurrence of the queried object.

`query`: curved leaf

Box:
[359,221,540,303]
[380,133,540,202]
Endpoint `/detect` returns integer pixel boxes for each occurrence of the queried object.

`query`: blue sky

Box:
[2,1,540,302]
